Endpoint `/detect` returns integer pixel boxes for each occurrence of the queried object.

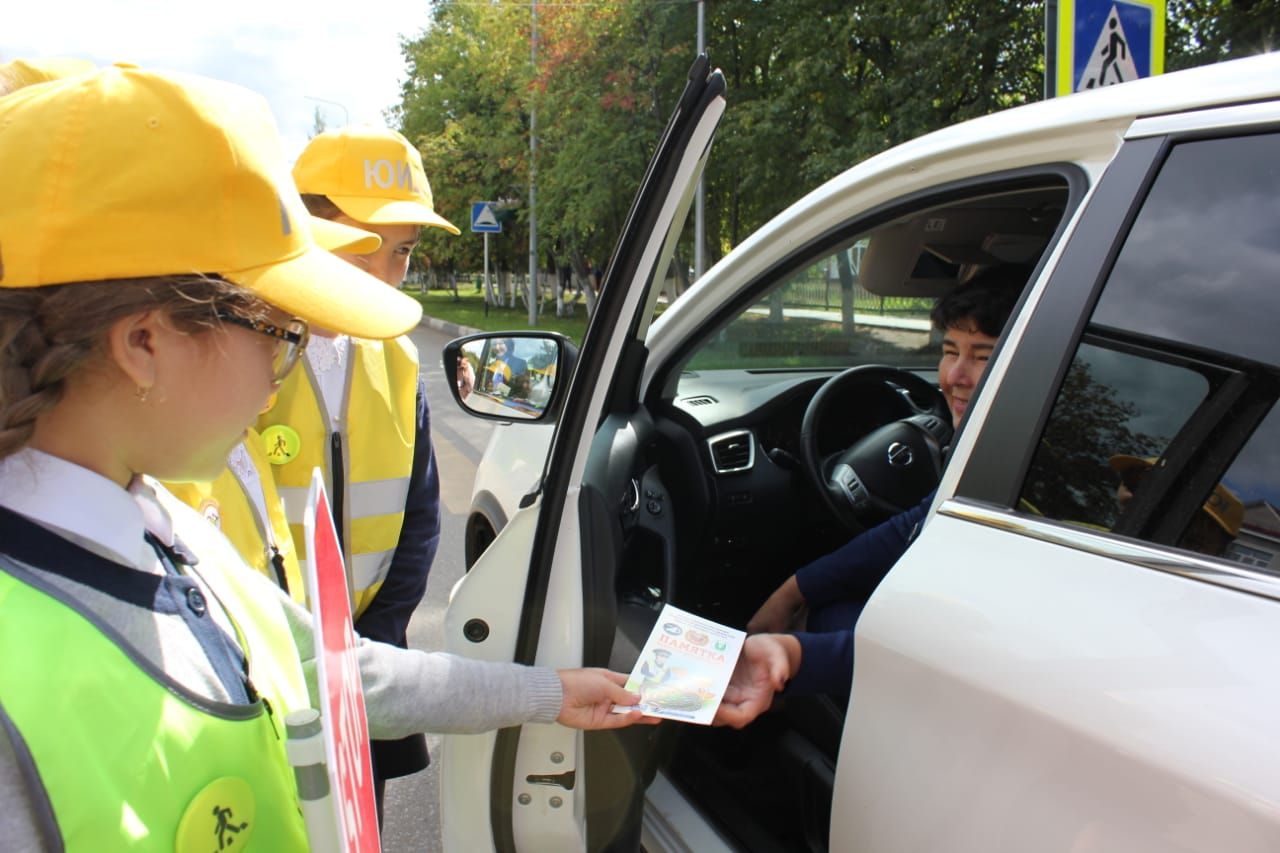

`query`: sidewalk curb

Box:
[417,314,483,339]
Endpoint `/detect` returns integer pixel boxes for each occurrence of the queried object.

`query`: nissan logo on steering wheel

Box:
[886,442,914,468]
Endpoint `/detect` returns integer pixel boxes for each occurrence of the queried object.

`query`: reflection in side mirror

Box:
[448,333,567,421]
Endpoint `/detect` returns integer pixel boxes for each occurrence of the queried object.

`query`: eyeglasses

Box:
[215,311,309,383]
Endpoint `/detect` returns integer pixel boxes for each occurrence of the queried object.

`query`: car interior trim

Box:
[706,429,756,474]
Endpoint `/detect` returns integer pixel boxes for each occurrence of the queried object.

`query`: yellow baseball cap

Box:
[0,61,381,256]
[308,216,380,254]
[1108,455,1245,537]
[0,57,96,93]
[293,125,461,234]
[0,65,420,339]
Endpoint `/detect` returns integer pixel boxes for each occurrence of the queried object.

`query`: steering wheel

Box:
[800,365,953,532]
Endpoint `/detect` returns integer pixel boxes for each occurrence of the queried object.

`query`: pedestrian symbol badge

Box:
[261,424,300,465]
[175,776,256,851]
[471,201,502,234]
[1052,0,1164,97]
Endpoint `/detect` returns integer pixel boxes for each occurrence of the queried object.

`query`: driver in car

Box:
[724,265,1027,724]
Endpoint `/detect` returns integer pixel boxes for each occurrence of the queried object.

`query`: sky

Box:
[2,0,429,161]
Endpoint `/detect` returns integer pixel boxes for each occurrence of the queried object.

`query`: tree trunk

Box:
[769,288,784,324]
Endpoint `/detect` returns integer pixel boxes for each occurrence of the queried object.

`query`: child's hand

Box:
[556,668,661,730]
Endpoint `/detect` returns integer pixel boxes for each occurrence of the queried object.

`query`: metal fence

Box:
[780,278,933,315]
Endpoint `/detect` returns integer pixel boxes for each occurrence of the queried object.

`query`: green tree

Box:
[396,1,534,287]
[1167,0,1279,70]
[393,0,1276,325]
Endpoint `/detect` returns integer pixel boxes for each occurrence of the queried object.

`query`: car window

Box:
[1019,340,1213,526]
[1217,405,1280,571]
[1018,130,1280,571]
[678,183,1070,382]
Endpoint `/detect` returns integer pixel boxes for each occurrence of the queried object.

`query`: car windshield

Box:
[685,237,937,372]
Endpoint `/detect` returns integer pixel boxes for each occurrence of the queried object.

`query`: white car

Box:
[442,53,1280,852]
[465,419,553,565]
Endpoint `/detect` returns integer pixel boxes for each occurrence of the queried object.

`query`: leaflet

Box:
[614,604,745,725]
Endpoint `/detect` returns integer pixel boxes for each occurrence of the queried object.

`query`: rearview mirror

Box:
[443,332,577,422]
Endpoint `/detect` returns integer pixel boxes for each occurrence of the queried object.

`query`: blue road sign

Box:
[471,201,502,234]
[1054,0,1164,96]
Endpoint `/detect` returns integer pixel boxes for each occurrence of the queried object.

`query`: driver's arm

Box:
[748,491,933,633]
[796,493,930,606]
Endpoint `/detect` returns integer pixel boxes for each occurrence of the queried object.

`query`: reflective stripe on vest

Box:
[0,521,310,850]
[163,430,307,606]
[259,336,417,618]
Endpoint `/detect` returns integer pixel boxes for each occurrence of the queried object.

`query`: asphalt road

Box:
[380,322,494,853]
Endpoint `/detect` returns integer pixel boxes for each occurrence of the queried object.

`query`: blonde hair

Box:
[0,276,267,460]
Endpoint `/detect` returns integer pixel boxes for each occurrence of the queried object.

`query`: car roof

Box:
[849,51,1280,188]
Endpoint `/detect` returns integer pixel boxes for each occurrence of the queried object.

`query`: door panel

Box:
[835,510,1280,851]
[439,56,726,852]
[841,120,1280,850]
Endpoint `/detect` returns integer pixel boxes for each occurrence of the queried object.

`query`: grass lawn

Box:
[408,287,590,344]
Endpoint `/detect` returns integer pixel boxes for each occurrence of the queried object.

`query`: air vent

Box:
[707,430,755,474]
[681,395,718,407]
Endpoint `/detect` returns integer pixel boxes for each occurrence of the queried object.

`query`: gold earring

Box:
[135,385,152,403]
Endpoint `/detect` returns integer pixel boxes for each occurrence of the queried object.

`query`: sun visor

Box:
[860,205,1058,297]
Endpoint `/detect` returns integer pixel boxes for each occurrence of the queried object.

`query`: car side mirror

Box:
[443,332,577,422]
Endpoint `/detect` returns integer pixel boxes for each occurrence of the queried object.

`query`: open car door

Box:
[439,56,726,851]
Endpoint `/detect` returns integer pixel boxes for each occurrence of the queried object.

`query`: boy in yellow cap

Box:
[0,65,650,850]
[265,124,461,813]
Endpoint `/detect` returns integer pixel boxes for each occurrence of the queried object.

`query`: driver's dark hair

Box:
[930,264,1031,338]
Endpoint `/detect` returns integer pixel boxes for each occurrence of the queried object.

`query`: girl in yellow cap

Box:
[164,221,382,603]
[0,65,647,851]
[269,124,462,811]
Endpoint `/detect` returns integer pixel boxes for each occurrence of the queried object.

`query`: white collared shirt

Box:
[0,448,161,572]
[306,332,350,424]
[0,447,238,702]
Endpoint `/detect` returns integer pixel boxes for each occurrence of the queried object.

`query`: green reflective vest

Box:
[0,497,312,850]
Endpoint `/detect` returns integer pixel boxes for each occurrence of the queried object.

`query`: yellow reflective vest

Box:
[164,428,307,605]
[258,336,417,618]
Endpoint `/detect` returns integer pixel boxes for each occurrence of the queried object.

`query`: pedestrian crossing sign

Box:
[471,201,502,234]
[1054,0,1164,97]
